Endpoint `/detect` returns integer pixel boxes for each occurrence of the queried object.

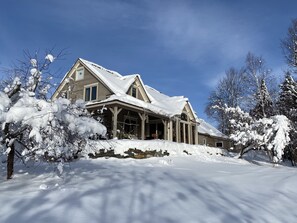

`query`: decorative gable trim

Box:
[51,59,115,100]
[51,59,81,100]
[182,102,197,123]
[79,59,115,94]
[126,75,151,103]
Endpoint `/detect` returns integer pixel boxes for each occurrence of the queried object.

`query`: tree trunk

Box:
[7,143,15,180]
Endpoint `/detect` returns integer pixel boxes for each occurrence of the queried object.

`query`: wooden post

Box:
[188,123,192,144]
[169,120,173,141]
[175,118,179,143]
[162,120,167,140]
[138,113,147,140]
[194,124,198,145]
[109,106,122,139]
[183,122,186,143]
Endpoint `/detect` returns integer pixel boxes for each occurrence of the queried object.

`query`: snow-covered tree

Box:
[250,79,274,119]
[0,51,106,179]
[277,72,297,120]
[206,53,277,134]
[223,105,290,163]
[277,72,297,165]
[244,53,277,106]
[205,67,246,134]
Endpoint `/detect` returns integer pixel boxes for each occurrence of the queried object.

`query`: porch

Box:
[87,102,198,145]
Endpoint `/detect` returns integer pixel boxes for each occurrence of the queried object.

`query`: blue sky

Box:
[1,0,296,123]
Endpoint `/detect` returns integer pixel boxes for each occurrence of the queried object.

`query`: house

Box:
[197,119,233,150]
[52,58,231,148]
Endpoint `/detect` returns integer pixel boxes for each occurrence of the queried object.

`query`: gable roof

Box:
[54,58,198,120]
[197,118,228,139]
[144,85,190,118]
[79,58,136,95]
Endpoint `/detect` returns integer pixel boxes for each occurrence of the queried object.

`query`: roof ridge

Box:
[79,58,122,78]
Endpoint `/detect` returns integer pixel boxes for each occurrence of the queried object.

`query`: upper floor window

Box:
[131,87,137,98]
[85,85,97,101]
[76,67,84,81]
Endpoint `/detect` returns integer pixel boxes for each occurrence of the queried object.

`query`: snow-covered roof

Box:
[198,119,228,139]
[81,58,193,118]
[79,58,136,94]
[144,85,189,117]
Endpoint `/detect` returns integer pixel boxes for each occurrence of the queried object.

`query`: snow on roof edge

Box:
[198,118,229,139]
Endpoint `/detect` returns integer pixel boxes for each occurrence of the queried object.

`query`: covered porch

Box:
[87,100,198,145]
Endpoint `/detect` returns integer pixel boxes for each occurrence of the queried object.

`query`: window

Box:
[124,115,138,136]
[181,113,187,121]
[91,86,97,100]
[76,67,84,81]
[203,138,207,145]
[131,86,137,98]
[216,142,223,148]
[85,85,97,101]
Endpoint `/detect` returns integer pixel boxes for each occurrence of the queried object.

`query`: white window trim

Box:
[76,67,84,81]
[83,83,98,102]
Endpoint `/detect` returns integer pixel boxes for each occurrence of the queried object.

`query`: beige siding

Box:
[182,104,195,121]
[127,80,145,101]
[56,64,112,102]
[198,134,232,150]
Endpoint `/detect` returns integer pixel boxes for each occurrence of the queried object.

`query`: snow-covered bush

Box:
[224,105,291,163]
[0,51,106,179]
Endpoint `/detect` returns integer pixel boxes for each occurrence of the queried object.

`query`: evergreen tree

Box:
[277,72,297,165]
[277,72,297,121]
[250,80,274,119]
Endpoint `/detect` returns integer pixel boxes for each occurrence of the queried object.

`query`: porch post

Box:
[183,122,186,143]
[169,120,173,141]
[188,123,192,144]
[162,120,168,140]
[138,113,147,140]
[109,106,122,139]
[175,118,179,143]
[194,124,198,145]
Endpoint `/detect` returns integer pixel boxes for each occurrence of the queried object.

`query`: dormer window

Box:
[132,87,137,98]
[76,67,84,81]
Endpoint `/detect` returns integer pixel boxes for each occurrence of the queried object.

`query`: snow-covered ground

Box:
[1,140,297,223]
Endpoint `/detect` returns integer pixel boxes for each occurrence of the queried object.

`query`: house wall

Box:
[126,78,149,102]
[56,64,112,102]
[127,83,145,101]
[198,134,232,150]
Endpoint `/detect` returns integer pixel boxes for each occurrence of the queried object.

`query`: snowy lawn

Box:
[1,140,297,223]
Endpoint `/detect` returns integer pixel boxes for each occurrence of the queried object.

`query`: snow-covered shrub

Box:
[0,51,106,179]
[223,105,291,163]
